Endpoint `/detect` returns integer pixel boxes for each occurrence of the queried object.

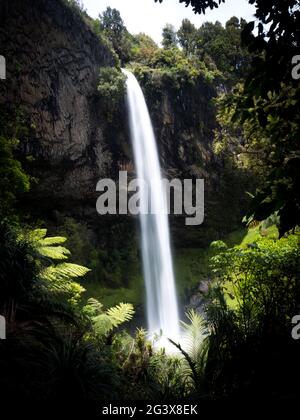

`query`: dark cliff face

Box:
[0,0,246,248]
[139,77,249,246]
[0,0,126,218]
[144,78,217,182]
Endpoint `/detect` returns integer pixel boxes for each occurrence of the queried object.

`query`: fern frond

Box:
[92,303,135,337]
[168,309,208,390]
[28,228,47,241]
[40,263,90,282]
[106,303,135,326]
[93,313,114,336]
[181,310,206,360]
[181,310,207,363]
[37,245,71,260]
[37,236,67,246]
[87,298,103,315]
[39,277,85,304]
[27,230,69,260]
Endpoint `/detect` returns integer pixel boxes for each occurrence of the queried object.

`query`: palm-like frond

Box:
[27,228,47,241]
[39,263,89,304]
[40,263,90,282]
[26,229,70,260]
[37,245,70,260]
[93,303,135,337]
[28,230,91,302]
[181,309,207,367]
[93,313,115,336]
[37,236,67,246]
[169,310,208,393]
[106,303,135,325]
[87,298,103,315]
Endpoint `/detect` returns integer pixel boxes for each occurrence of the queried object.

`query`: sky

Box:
[82,0,256,45]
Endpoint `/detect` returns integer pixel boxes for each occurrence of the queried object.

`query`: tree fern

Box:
[40,263,90,282]
[93,313,116,336]
[36,233,69,260]
[92,302,135,337]
[180,310,207,367]
[169,310,208,392]
[37,245,70,260]
[27,228,47,241]
[107,303,135,325]
[24,229,92,305]
[37,236,67,246]
[86,298,103,315]
[26,229,71,260]
[39,263,89,304]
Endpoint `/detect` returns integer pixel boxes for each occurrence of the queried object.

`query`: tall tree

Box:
[99,7,131,63]
[131,33,159,63]
[162,24,178,49]
[159,0,300,233]
[177,19,197,55]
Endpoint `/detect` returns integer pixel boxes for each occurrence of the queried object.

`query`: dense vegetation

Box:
[0,0,299,404]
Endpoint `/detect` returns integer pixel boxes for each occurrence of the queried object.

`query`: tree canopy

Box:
[162,23,178,49]
[155,0,225,15]
[155,0,300,234]
[98,7,132,63]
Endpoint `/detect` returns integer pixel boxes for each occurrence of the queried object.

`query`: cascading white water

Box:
[122,69,180,342]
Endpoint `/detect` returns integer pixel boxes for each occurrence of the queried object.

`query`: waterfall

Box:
[122,69,180,342]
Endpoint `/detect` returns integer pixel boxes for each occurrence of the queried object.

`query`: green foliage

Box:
[98,66,126,98]
[210,240,228,251]
[212,1,300,234]
[0,223,124,400]
[20,228,90,306]
[35,240,70,260]
[130,33,159,64]
[84,283,143,309]
[87,299,135,337]
[0,106,32,220]
[177,19,198,55]
[98,7,132,63]
[174,247,213,299]
[0,136,30,219]
[97,67,126,120]
[211,234,300,314]
[52,217,142,303]
[114,328,188,399]
[65,0,86,14]
[1,0,299,401]
[130,16,248,93]
[200,233,300,397]
[196,18,251,83]
[216,82,300,235]
[181,310,207,365]
[0,223,39,306]
[156,1,300,234]
[169,310,207,394]
[129,47,216,94]
[106,302,135,324]
[162,24,178,49]
[155,0,225,15]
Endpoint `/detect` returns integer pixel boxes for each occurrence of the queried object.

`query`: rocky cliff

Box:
[0,0,246,251]
[0,0,127,221]
[139,75,247,246]
[145,77,216,179]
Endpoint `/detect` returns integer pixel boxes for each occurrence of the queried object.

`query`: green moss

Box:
[225,225,279,248]
[174,247,213,298]
[83,274,144,309]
